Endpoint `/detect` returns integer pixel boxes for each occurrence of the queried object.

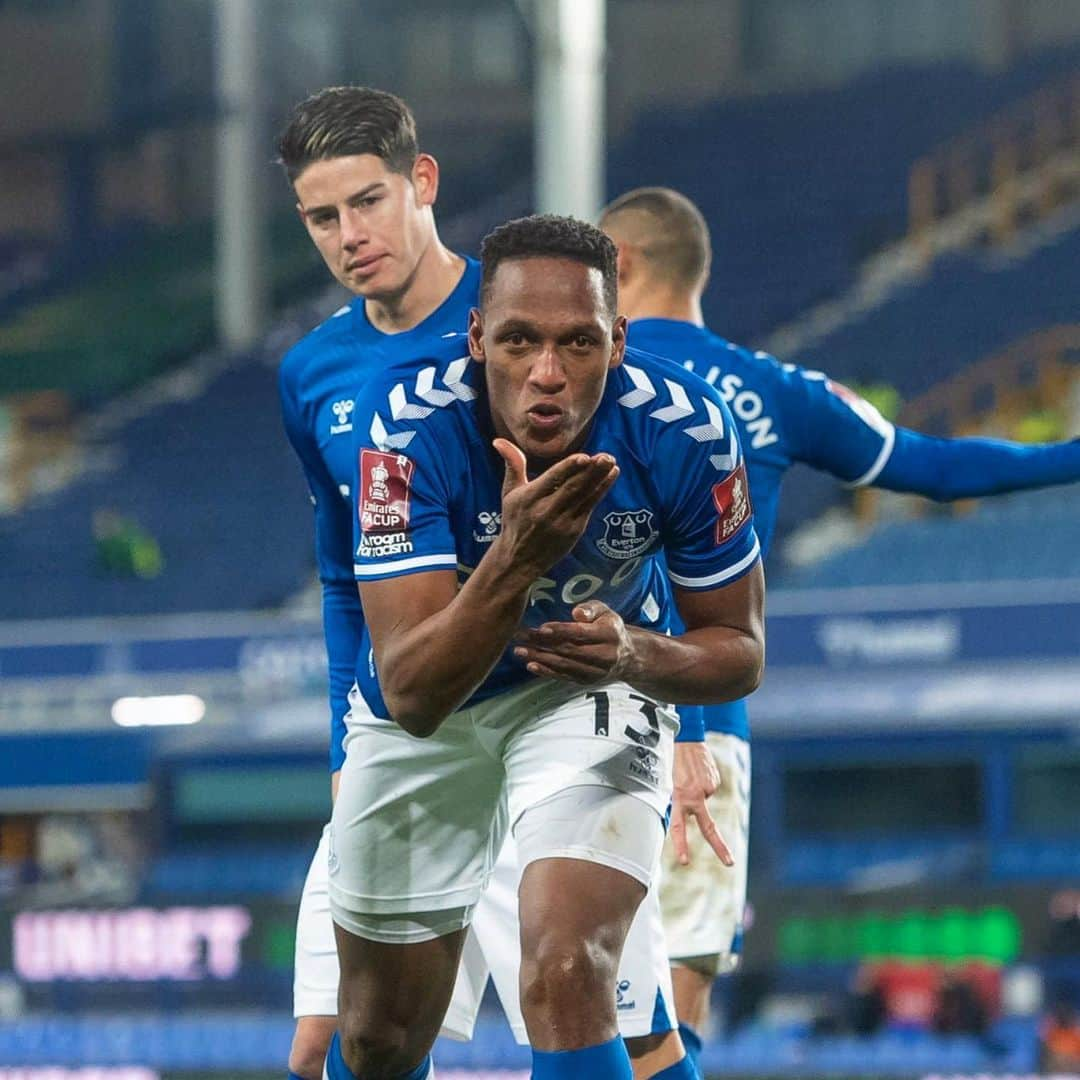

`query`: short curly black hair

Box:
[479,214,618,315]
[277,85,418,184]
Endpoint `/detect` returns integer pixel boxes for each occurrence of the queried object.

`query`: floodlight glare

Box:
[111,694,206,727]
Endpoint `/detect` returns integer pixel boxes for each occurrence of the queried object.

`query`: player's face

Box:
[293,153,437,301]
[469,256,626,462]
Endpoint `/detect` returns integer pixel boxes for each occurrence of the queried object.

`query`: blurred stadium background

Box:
[2,1,1080,1077]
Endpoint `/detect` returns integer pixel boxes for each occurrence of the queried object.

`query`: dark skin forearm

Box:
[517,617,762,703]
[358,542,536,736]
[514,563,766,704]
[619,622,763,704]
[358,443,620,736]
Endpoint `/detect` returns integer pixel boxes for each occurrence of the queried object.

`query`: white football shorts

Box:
[328,678,676,930]
[293,823,339,1018]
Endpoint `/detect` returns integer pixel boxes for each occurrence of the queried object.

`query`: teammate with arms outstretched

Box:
[324,215,765,1080]
[599,185,1080,1070]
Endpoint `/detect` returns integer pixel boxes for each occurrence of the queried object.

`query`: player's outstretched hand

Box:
[493,438,619,577]
[670,741,734,868]
[514,600,633,684]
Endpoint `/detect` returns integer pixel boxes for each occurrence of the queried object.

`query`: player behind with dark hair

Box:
[600,185,1080,1071]
[324,214,765,1080]
[277,84,420,183]
[276,84,479,1080]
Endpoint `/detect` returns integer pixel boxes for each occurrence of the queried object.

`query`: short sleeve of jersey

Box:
[350,378,459,582]
[773,357,896,486]
[657,380,761,590]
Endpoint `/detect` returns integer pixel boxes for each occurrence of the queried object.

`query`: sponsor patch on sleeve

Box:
[825,379,892,438]
[359,450,414,534]
[712,461,752,545]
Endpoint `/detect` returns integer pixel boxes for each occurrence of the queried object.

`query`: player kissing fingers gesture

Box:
[354,440,623,739]
[494,438,620,576]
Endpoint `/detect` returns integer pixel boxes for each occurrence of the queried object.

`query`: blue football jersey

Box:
[627,318,895,738]
[279,257,481,769]
[350,341,761,720]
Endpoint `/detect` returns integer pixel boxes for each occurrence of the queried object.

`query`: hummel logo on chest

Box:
[474,510,502,543]
[331,399,354,434]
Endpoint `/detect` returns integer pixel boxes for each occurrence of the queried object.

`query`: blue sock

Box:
[323,1034,357,1080]
[531,1035,632,1079]
[323,1032,432,1079]
[649,1050,701,1080]
[678,1023,703,1072]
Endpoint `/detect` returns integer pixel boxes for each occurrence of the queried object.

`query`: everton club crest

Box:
[596,509,659,560]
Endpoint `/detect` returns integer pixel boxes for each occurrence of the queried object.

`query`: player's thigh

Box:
[293,824,340,1019]
[462,828,677,1045]
[333,917,469,1054]
[329,701,506,935]
[499,682,674,985]
[660,732,750,973]
[515,786,659,981]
